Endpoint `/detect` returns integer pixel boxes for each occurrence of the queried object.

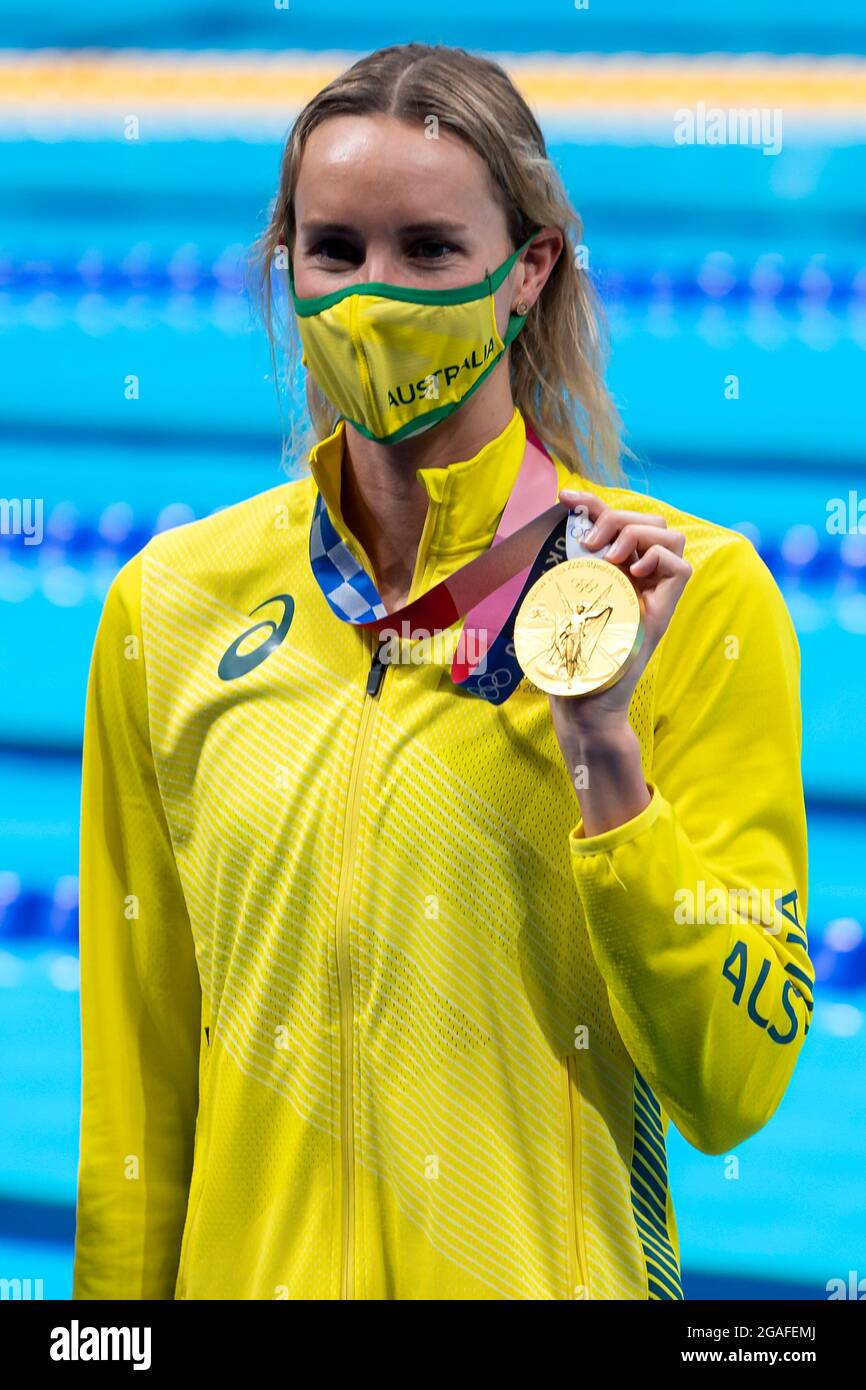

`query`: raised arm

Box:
[565,535,812,1154]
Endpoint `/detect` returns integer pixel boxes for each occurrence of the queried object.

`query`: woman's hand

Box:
[548,487,692,834]
[551,488,692,730]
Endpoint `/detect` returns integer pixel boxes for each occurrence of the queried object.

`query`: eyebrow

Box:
[299,219,471,238]
[398,221,471,237]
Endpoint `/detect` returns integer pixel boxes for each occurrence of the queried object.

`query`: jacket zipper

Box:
[562,1052,589,1299]
[334,632,390,1299]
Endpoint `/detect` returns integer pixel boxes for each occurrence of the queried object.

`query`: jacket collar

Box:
[308,407,539,576]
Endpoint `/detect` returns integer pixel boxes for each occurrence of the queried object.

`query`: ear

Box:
[512,227,564,312]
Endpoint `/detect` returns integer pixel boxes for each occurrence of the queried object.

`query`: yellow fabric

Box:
[296,283,505,442]
[72,406,812,1300]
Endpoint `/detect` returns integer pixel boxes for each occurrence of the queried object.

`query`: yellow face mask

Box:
[288,235,536,444]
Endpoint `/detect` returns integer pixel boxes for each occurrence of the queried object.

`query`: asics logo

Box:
[218,594,295,681]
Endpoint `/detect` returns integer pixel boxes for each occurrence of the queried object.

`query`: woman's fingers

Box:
[606,522,686,565]
[630,543,692,584]
[557,489,672,553]
[556,487,692,630]
[631,547,692,637]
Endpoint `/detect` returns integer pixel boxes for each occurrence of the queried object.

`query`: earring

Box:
[516,300,530,315]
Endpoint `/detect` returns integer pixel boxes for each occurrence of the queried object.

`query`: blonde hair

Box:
[247,42,628,484]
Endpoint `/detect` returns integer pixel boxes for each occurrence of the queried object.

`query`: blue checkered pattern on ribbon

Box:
[309,490,388,623]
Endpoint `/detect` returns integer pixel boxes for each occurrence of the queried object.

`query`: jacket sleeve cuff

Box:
[568,780,664,860]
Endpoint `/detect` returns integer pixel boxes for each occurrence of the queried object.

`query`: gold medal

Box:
[512,556,645,697]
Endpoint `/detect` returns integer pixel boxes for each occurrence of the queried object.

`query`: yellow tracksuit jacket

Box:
[72,406,812,1300]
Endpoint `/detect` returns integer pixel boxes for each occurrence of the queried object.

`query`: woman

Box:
[72,43,812,1301]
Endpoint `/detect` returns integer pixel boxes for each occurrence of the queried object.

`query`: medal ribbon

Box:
[309,425,596,704]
